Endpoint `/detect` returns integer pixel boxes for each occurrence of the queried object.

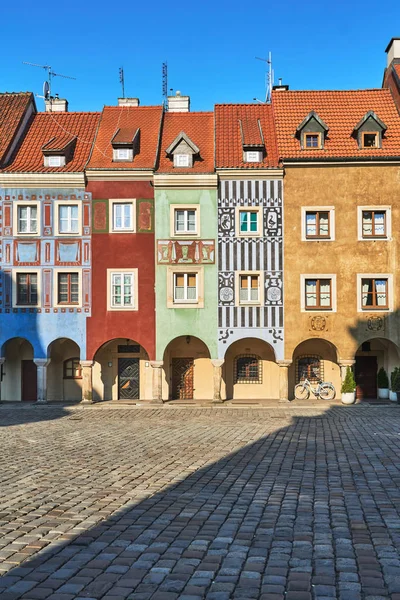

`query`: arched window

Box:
[296,355,323,384]
[234,355,262,384]
[63,357,82,379]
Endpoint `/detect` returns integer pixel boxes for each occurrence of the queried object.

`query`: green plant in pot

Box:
[392,369,400,403]
[390,367,400,401]
[341,367,356,405]
[377,366,389,399]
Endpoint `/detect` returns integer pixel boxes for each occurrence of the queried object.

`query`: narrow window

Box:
[239,274,260,303]
[361,278,388,309]
[362,132,379,148]
[58,273,79,305]
[173,273,198,303]
[235,355,262,383]
[304,133,321,149]
[305,279,332,310]
[17,205,38,234]
[113,203,133,231]
[239,211,258,234]
[362,210,386,238]
[59,205,79,234]
[16,273,38,305]
[175,209,197,234]
[305,211,329,238]
[111,272,134,308]
[63,358,82,379]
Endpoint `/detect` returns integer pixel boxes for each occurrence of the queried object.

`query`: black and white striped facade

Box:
[218,178,284,360]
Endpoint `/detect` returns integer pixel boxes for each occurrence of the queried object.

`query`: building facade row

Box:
[1,39,400,403]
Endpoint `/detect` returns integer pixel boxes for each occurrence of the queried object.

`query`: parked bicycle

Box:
[294,377,336,400]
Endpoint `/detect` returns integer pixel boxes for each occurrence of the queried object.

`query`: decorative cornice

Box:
[86,169,153,181]
[0,172,85,188]
[153,173,218,189]
[216,168,284,180]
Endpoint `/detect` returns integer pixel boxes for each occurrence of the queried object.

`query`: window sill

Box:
[107,306,138,312]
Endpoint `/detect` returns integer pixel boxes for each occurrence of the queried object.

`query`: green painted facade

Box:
[155,188,218,359]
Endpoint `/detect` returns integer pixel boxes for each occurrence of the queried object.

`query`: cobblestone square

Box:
[2,404,400,599]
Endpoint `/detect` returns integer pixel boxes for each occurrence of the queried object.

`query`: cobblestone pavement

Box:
[2,404,400,599]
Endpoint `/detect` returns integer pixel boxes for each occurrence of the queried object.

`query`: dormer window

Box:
[166,132,200,169]
[245,151,263,163]
[239,119,265,163]
[353,111,386,150]
[42,135,76,167]
[296,112,328,150]
[111,128,140,162]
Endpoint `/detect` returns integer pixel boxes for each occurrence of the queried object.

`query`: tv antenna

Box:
[119,67,125,98]
[255,52,273,103]
[23,62,76,98]
[162,62,168,109]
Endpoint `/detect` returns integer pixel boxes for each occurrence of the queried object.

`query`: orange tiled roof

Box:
[88,106,163,170]
[112,127,139,144]
[0,92,34,165]
[240,118,264,146]
[272,89,400,159]
[215,104,279,168]
[42,133,76,152]
[5,111,100,173]
[157,112,214,173]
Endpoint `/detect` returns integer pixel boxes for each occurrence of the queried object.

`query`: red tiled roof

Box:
[0,92,34,165]
[88,106,163,170]
[395,64,400,78]
[215,104,279,168]
[157,112,214,173]
[240,118,264,146]
[272,89,400,159]
[5,112,100,173]
[42,133,76,152]
[112,127,139,144]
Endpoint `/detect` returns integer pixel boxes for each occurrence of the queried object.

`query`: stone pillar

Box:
[0,358,5,402]
[33,359,50,404]
[339,359,356,382]
[150,361,164,404]
[211,359,224,403]
[277,360,292,403]
[80,361,94,403]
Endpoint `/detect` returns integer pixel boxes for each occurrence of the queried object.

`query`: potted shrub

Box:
[390,367,399,402]
[341,366,356,405]
[377,367,389,399]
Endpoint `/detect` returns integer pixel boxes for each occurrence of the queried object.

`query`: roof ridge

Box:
[272,88,391,93]
[36,111,101,116]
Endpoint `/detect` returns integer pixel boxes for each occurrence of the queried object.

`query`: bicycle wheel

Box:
[294,384,310,400]
[319,384,335,400]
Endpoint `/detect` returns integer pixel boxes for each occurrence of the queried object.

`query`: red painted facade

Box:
[86,180,155,360]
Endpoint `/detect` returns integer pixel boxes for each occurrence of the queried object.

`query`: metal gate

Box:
[172,358,194,399]
[118,358,140,399]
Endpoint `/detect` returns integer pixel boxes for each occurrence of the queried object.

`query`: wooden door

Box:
[22,360,37,402]
[172,358,194,399]
[355,356,377,400]
[118,358,140,399]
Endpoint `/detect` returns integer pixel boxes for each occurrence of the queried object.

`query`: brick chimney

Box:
[118,98,140,107]
[385,38,400,67]
[45,97,68,112]
[168,91,190,112]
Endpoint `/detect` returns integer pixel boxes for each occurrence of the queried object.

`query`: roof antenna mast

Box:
[162,61,168,110]
[23,61,76,101]
[119,67,125,98]
[255,52,274,103]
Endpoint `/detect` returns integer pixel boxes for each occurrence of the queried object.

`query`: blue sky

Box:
[2,1,400,112]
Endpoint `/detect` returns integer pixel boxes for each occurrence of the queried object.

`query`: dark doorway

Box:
[172,358,194,399]
[355,355,378,400]
[22,360,37,402]
[118,358,139,399]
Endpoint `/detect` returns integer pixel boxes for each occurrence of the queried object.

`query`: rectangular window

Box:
[361,278,388,309]
[113,203,133,231]
[239,274,260,303]
[305,278,332,310]
[111,272,134,308]
[239,211,258,234]
[173,273,198,303]
[306,211,329,238]
[362,132,378,148]
[362,210,386,238]
[58,273,79,305]
[48,155,62,167]
[116,148,130,160]
[304,133,321,149]
[17,205,37,234]
[245,151,262,162]
[59,205,79,234]
[16,273,38,305]
[175,154,190,167]
[175,209,196,234]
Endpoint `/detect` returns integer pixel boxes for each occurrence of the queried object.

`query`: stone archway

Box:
[355,337,400,400]
[162,336,212,401]
[47,338,81,402]
[290,338,340,401]
[1,338,35,401]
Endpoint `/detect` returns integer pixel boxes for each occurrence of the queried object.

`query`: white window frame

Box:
[109,199,136,233]
[236,206,262,237]
[54,201,82,237]
[245,150,262,163]
[357,273,393,312]
[47,155,63,167]
[13,202,41,237]
[12,269,41,308]
[53,269,82,307]
[301,206,335,242]
[174,154,190,167]
[300,274,337,312]
[167,266,204,309]
[170,204,200,237]
[235,271,264,306]
[107,269,138,311]
[357,206,391,241]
